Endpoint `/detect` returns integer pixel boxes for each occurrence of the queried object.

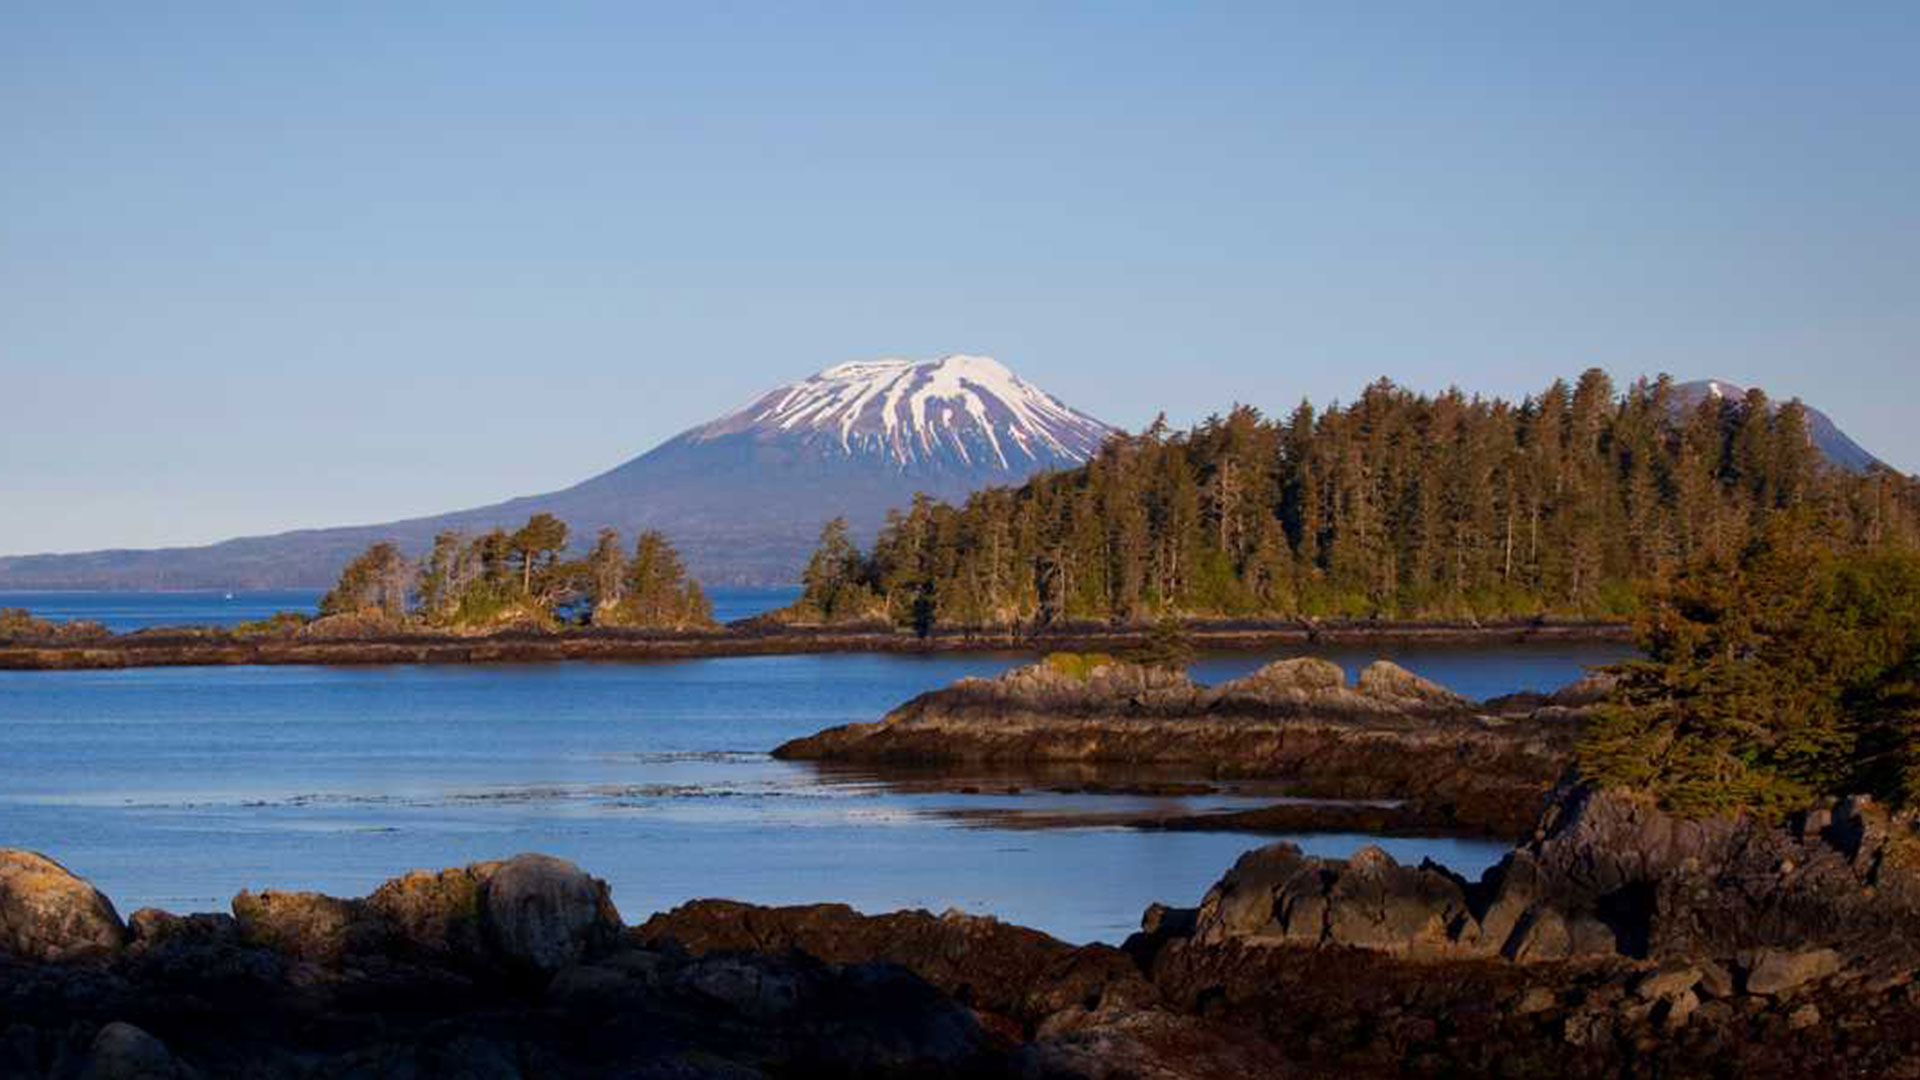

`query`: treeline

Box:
[322,514,713,630]
[1580,517,1920,815]
[791,371,1920,628]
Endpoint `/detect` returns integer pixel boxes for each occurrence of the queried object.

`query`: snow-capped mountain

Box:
[1672,379,1884,473]
[0,356,1118,589]
[684,354,1113,474]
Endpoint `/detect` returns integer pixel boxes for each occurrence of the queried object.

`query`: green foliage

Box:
[446,583,545,630]
[1129,617,1197,672]
[585,528,627,615]
[787,375,1919,632]
[324,516,715,633]
[0,608,46,636]
[510,513,569,596]
[1043,652,1120,681]
[1578,519,1920,817]
[792,517,882,623]
[319,542,413,619]
[615,530,714,629]
[230,611,312,637]
[0,608,109,641]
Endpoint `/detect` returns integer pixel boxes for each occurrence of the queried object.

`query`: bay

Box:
[0,637,1628,944]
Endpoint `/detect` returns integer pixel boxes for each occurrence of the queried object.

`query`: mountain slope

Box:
[1672,379,1885,473]
[0,356,1117,589]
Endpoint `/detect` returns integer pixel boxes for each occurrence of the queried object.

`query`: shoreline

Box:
[0,617,1630,671]
[8,784,1919,1079]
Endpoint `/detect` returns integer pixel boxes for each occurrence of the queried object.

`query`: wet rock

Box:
[1744,948,1844,997]
[480,854,621,978]
[84,1022,183,1080]
[0,850,127,962]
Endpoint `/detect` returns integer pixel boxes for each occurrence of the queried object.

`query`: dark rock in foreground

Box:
[6,791,1920,1078]
[777,657,1599,838]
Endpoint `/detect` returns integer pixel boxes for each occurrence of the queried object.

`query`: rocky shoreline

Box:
[777,657,1611,839]
[0,618,1628,672]
[5,784,1920,1078]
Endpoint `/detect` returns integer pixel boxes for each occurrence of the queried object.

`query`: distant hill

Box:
[0,356,1117,590]
[1671,379,1885,473]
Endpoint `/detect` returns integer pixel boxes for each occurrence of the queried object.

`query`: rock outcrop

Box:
[1155,786,1920,984]
[231,853,621,979]
[777,656,1585,837]
[0,850,126,962]
[6,832,1920,1078]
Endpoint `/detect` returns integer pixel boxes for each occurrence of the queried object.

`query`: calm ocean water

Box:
[0,590,1630,943]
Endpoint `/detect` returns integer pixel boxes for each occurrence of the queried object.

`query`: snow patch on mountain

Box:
[693,354,1116,472]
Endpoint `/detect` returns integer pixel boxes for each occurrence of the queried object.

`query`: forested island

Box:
[783,371,1919,629]
[314,515,715,633]
[4,370,1917,671]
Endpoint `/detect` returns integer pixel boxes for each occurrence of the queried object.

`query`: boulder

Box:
[0,850,126,961]
[1743,948,1843,997]
[1192,842,1475,958]
[83,1022,183,1080]
[1356,660,1473,711]
[480,854,620,977]
[366,863,499,960]
[1192,843,1327,947]
[1321,846,1471,955]
[1633,962,1702,1002]
[1227,657,1347,695]
[231,890,362,963]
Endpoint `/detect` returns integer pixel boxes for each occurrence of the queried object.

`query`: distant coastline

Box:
[0,617,1629,671]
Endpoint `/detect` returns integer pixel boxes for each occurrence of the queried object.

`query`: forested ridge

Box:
[791,370,1920,629]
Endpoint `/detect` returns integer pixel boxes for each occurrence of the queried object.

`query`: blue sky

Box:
[3,2,1915,554]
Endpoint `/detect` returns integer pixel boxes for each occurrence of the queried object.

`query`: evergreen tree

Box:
[786,371,1920,632]
[319,542,413,620]
[798,517,873,622]
[1579,517,1920,816]
[510,513,569,595]
[586,528,628,617]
